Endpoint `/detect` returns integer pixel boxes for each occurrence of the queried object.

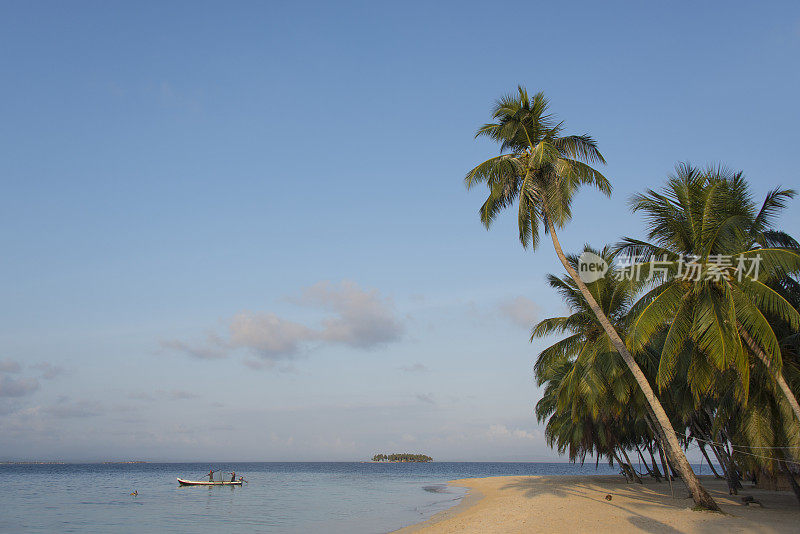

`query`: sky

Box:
[1,1,799,462]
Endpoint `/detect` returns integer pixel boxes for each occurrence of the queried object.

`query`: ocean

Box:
[0,462,627,533]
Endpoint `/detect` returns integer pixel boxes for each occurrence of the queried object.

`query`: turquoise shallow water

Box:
[0,462,625,533]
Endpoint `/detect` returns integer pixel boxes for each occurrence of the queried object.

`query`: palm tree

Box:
[534,247,652,483]
[620,164,800,421]
[465,87,719,509]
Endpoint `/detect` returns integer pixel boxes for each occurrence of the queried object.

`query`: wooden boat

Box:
[177,478,244,486]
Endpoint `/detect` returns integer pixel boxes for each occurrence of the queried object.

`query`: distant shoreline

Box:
[366,460,434,463]
[0,462,68,465]
[2,460,595,465]
[0,461,149,465]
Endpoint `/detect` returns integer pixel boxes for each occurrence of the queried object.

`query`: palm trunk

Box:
[696,413,733,482]
[612,450,635,483]
[710,440,734,487]
[545,217,719,510]
[655,437,675,497]
[635,445,649,473]
[646,442,663,479]
[636,445,658,480]
[714,433,741,495]
[643,414,669,480]
[689,421,725,480]
[656,438,674,481]
[620,448,643,483]
[722,435,743,494]
[780,460,800,506]
[699,444,723,479]
[739,326,800,423]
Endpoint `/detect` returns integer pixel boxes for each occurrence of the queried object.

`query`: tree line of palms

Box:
[465,87,800,510]
[371,453,433,462]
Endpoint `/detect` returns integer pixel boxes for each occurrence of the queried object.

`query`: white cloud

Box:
[229,312,312,358]
[128,391,155,401]
[486,424,538,441]
[162,280,404,367]
[160,333,228,360]
[401,433,417,443]
[0,359,21,373]
[43,399,102,418]
[316,436,357,452]
[398,363,429,373]
[0,376,39,398]
[270,432,295,447]
[166,390,199,400]
[416,393,436,405]
[294,280,403,349]
[31,362,67,380]
[128,390,200,401]
[498,296,539,329]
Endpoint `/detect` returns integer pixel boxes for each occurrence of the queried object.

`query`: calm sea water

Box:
[0,462,625,533]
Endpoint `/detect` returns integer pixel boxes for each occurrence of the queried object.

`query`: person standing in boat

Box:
[208,469,215,482]
[230,471,236,482]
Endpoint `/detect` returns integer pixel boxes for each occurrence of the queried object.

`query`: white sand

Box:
[396,475,799,533]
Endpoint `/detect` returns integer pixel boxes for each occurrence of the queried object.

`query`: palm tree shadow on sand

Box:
[496,477,748,534]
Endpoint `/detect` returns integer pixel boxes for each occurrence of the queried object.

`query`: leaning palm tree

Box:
[620,165,800,421]
[465,87,719,509]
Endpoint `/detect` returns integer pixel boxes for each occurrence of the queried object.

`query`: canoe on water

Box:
[177,478,244,486]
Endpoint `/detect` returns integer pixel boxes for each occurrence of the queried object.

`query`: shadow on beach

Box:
[496,475,799,534]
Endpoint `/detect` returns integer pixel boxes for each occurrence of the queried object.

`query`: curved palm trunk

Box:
[646,442,663,479]
[706,435,736,488]
[656,438,676,497]
[644,414,673,481]
[689,421,725,480]
[722,435,742,495]
[636,445,658,480]
[545,218,720,511]
[612,449,637,483]
[699,443,723,479]
[739,327,800,423]
[621,448,643,483]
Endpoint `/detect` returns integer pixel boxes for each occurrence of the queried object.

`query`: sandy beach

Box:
[397,476,800,533]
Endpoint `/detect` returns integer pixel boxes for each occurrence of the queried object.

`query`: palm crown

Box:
[619,164,800,404]
[465,86,609,248]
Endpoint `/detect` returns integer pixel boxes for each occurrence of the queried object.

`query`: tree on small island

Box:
[371,453,432,462]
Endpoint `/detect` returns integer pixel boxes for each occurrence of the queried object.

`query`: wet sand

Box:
[395,475,799,533]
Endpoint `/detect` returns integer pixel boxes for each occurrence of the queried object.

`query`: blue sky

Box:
[1,1,798,461]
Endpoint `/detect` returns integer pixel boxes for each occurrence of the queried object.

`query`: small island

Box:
[371,453,432,463]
